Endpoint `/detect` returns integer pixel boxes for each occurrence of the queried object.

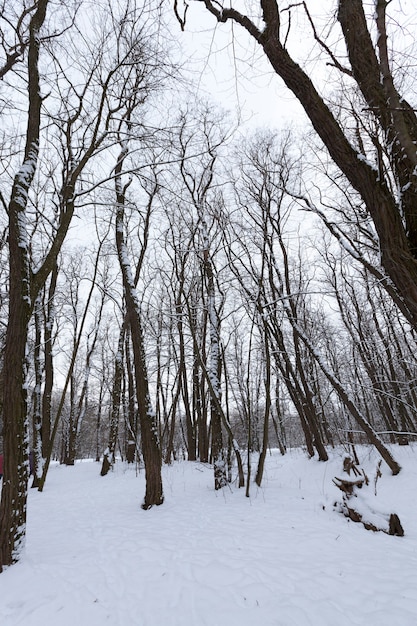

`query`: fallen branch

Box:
[333,475,366,496]
[338,500,404,536]
[333,459,404,536]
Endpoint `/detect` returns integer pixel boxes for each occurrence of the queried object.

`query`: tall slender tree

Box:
[197,0,417,330]
[0,0,50,570]
[114,142,164,508]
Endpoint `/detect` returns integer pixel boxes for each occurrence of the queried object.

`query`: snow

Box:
[1,445,417,625]
[356,153,378,172]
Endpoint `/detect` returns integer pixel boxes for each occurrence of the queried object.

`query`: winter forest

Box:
[1,0,417,619]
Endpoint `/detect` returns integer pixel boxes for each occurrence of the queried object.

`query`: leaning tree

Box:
[194,0,417,331]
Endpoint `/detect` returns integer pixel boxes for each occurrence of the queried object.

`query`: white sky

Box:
[169,0,306,131]
[169,0,417,133]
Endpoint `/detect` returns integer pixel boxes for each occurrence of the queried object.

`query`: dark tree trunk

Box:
[127,303,163,507]
[0,240,31,568]
[31,295,43,488]
[114,141,163,509]
[124,331,137,456]
[101,324,125,475]
[192,307,209,463]
[41,262,58,458]
[177,305,196,461]
[0,0,49,571]
[255,324,272,486]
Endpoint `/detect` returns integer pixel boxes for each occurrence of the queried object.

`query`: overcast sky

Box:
[170,0,417,133]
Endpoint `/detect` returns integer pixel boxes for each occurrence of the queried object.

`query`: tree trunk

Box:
[0,250,31,568]
[31,295,43,488]
[41,262,58,458]
[101,324,125,475]
[255,324,272,486]
[203,242,228,490]
[192,306,209,463]
[114,142,163,508]
[0,0,49,570]
[127,300,164,507]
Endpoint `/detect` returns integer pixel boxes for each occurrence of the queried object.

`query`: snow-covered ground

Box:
[1,444,417,626]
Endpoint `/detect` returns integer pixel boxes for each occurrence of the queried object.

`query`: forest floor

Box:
[1,443,417,625]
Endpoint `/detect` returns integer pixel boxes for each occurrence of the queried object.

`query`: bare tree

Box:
[322,247,417,444]
[228,133,329,462]
[0,2,37,80]
[114,145,164,508]
[0,0,51,571]
[101,321,126,476]
[1,0,170,567]
[227,130,401,473]
[61,260,106,466]
[169,108,245,488]
[197,0,417,330]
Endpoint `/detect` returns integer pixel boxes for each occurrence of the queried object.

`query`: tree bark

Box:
[203,244,228,490]
[0,0,49,571]
[41,262,58,458]
[114,142,163,509]
[31,295,43,488]
[101,324,126,475]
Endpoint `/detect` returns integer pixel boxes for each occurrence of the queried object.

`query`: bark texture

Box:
[0,0,49,571]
